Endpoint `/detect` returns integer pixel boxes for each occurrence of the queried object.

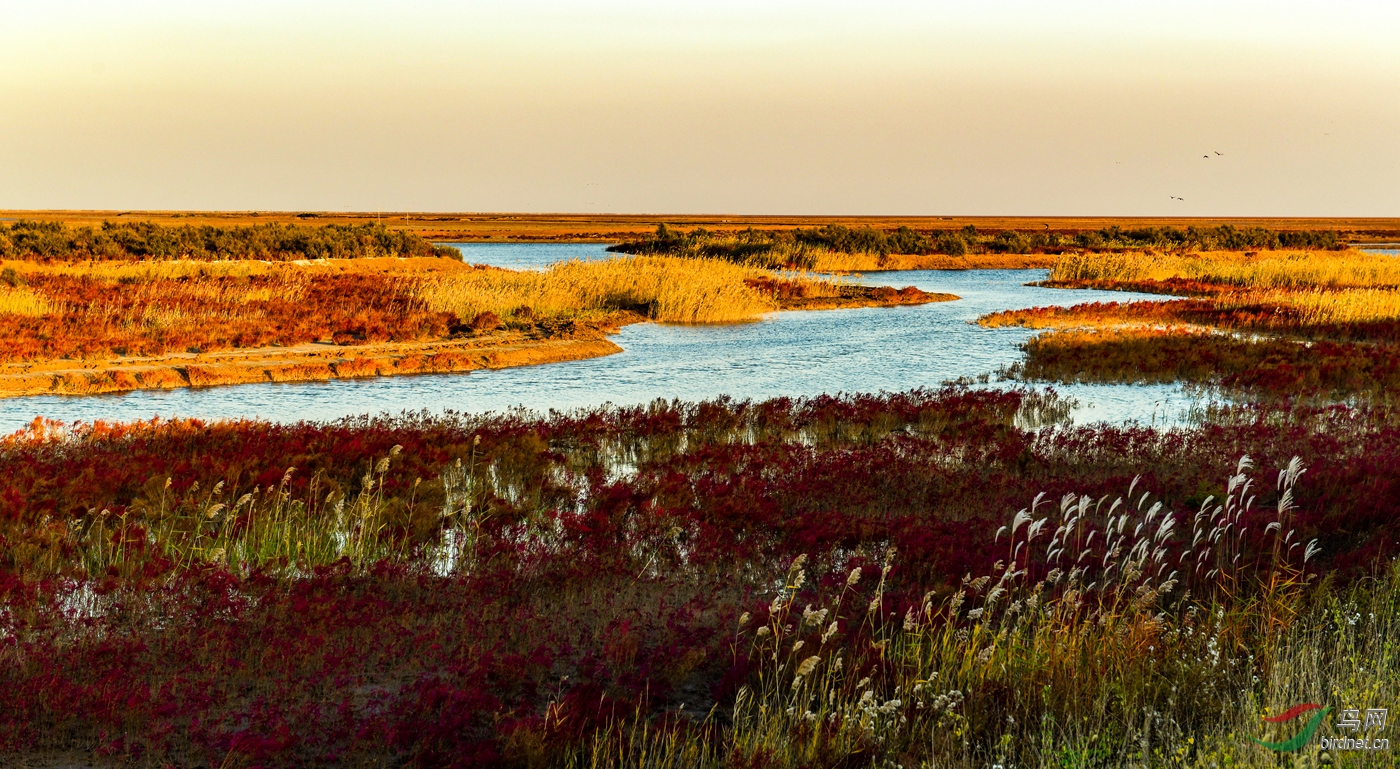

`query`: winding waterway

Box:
[0,244,1199,433]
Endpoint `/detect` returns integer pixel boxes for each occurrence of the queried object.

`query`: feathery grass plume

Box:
[645,457,1385,769]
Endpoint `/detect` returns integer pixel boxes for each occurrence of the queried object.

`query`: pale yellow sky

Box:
[2,1,1397,214]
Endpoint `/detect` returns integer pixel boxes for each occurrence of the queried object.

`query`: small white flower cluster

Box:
[926,689,964,714]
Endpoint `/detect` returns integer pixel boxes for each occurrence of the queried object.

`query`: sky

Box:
[1,0,1398,215]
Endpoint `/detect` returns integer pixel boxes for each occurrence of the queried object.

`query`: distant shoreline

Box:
[5,210,1398,245]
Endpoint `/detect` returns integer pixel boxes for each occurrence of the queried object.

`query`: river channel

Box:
[0,244,1199,433]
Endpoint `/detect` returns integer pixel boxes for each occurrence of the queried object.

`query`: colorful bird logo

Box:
[1251,703,1331,752]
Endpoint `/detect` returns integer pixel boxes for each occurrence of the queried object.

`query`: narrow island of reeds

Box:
[0,220,954,397]
[1,388,1396,767]
[608,223,1345,273]
[980,248,1400,400]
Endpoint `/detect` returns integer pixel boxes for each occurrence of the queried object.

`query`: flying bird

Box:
[1203,155,1210,159]
[1214,151,1223,156]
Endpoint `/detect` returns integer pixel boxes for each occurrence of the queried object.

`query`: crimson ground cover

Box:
[1,389,1397,766]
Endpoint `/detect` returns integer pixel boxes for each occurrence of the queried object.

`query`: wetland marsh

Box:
[4,219,1399,769]
[0,244,1189,432]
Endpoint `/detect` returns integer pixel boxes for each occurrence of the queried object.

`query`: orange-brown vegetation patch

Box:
[981,298,1400,343]
[0,260,467,362]
[990,248,1400,396]
[748,276,958,310]
[1034,277,1235,296]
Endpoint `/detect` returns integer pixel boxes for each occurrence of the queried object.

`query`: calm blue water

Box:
[452,242,616,270]
[0,245,1196,433]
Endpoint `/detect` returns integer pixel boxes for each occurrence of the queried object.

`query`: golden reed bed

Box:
[0,255,953,398]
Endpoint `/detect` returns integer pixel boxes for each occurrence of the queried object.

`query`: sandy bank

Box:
[0,333,623,398]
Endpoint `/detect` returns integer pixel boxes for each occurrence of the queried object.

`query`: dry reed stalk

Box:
[1266,287,1400,324]
[0,286,52,316]
[580,459,1379,769]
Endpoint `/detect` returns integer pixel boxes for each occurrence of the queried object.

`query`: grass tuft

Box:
[417,256,798,325]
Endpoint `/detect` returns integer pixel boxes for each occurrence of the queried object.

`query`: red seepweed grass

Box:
[0,389,1397,766]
